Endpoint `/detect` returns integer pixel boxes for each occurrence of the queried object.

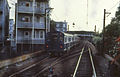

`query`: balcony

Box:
[17,22,45,29]
[17,38,45,44]
[18,6,45,14]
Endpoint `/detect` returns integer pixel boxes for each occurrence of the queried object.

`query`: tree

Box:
[103,5,120,54]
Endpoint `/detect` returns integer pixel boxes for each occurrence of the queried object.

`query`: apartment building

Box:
[16,0,50,53]
[0,0,10,48]
[55,21,67,32]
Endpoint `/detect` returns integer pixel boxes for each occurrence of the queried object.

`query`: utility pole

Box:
[103,9,111,54]
[32,0,35,52]
[94,25,96,33]
[103,9,106,54]
[45,8,53,37]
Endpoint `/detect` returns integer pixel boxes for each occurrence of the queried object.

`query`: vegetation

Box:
[104,6,120,54]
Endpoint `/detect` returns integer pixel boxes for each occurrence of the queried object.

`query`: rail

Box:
[72,47,84,77]
[9,57,49,77]
[88,48,97,77]
[72,47,97,77]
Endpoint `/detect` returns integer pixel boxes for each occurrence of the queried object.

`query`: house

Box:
[16,0,51,53]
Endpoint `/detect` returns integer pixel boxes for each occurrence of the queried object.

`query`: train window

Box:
[64,37,67,42]
[56,24,59,27]
[69,37,71,42]
[72,37,74,41]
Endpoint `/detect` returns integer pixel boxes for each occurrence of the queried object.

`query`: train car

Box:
[45,31,79,56]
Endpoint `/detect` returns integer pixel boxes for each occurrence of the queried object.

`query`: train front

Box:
[45,32,64,55]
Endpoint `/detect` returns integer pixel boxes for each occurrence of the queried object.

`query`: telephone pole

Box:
[103,9,111,54]
[103,9,106,54]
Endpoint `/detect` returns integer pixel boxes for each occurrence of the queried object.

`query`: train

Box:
[45,31,80,56]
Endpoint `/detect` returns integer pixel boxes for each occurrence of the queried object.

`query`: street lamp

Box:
[45,8,54,34]
[44,7,53,48]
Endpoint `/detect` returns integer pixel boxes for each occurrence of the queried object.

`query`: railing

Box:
[17,38,45,44]
[17,22,45,29]
[18,6,45,14]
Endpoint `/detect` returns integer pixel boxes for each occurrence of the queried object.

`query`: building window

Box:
[22,17,30,22]
[24,31,29,38]
[39,31,44,38]
[64,37,67,42]
[40,17,44,26]
[26,2,30,7]
[35,30,39,38]
[40,2,45,12]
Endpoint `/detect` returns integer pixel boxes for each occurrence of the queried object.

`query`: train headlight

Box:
[60,45,63,48]
[46,45,48,48]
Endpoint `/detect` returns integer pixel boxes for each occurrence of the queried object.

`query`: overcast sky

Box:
[8,0,120,32]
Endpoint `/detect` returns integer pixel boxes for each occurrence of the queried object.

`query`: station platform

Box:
[0,50,43,68]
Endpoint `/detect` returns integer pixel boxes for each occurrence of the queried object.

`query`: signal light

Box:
[46,45,48,48]
[60,45,63,48]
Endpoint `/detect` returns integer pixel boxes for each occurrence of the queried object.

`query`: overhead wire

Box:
[105,0,120,21]
[108,0,120,11]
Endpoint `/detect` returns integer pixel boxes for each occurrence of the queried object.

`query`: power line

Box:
[108,0,120,11]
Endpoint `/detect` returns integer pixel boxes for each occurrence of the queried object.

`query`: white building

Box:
[16,0,51,53]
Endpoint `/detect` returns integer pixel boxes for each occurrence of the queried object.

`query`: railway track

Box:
[8,42,84,77]
[8,41,102,77]
[73,41,103,77]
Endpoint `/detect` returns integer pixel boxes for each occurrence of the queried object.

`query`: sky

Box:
[8,0,120,32]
